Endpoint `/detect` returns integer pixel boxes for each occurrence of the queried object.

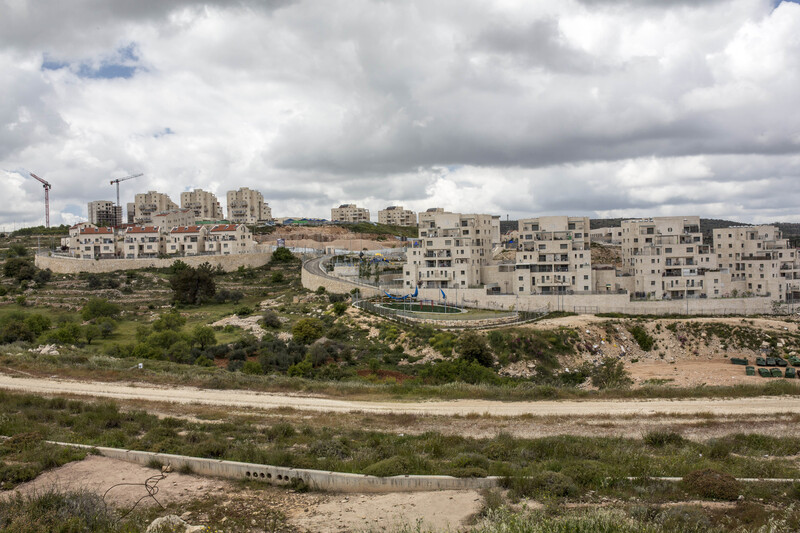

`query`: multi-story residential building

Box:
[153,209,194,229]
[62,225,117,259]
[714,226,800,301]
[180,189,223,221]
[404,212,500,289]
[131,191,178,225]
[621,216,726,299]
[124,226,165,258]
[205,224,255,255]
[331,204,370,223]
[589,226,623,245]
[87,200,122,227]
[378,206,416,227]
[168,225,208,256]
[226,188,272,224]
[417,207,445,227]
[515,216,592,294]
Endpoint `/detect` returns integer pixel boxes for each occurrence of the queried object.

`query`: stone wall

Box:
[35,252,273,274]
[302,260,382,297]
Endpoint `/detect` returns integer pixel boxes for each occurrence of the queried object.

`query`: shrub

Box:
[235,306,253,316]
[271,247,295,263]
[170,263,216,304]
[292,318,324,344]
[47,322,82,345]
[152,310,186,332]
[194,355,214,367]
[270,271,285,283]
[287,356,313,378]
[242,360,263,375]
[456,331,493,367]
[24,314,52,337]
[332,301,348,316]
[682,469,741,500]
[363,456,430,477]
[628,325,655,351]
[192,325,216,349]
[591,357,633,389]
[81,298,121,320]
[502,471,578,499]
[262,310,282,329]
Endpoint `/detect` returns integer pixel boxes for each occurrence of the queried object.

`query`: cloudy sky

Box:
[2,0,800,229]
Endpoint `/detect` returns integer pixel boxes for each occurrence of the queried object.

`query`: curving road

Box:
[1,374,799,417]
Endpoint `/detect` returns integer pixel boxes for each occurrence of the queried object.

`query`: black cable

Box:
[103,472,167,520]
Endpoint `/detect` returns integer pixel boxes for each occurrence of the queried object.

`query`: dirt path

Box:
[2,373,800,417]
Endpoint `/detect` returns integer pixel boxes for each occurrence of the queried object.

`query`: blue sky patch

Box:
[153,127,175,138]
[41,43,142,79]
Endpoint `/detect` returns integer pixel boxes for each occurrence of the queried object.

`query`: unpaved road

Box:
[2,373,800,417]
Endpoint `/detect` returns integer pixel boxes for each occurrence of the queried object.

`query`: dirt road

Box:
[2,373,799,417]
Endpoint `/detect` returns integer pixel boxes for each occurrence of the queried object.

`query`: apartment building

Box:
[124,226,165,258]
[61,225,117,259]
[589,226,623,245]
[714,226,800,301]
[131,191,178,225]
[153,209,194,229]
[87,200,122,227]
[621,216,727,299]
[168,225,208,256]
[404,212,500,289]
[331,204,370,223]
[515,216,592,294]
[417,208,445,226]
[226,187,272,224]
[181,189,223,221]
[206,224,255,255]
[378,206,416,227]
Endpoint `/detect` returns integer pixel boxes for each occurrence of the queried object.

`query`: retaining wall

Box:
[51,441,499,493]
[302,260,382,297]
[35,252,273,274]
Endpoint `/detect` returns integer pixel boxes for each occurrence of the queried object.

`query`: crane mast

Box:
[109,173,143,224]
[29,172,52,228]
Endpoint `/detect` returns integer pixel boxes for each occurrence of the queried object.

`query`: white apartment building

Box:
[124,226,165,259]
[714,226,800,301]
[404,212,500,289]
[621,216,727,299]
[181,189,223,221]
[205,224,255,255]
[168,225,208,256]
[87,200,122,227]
[62,225,117,259]
[131,191,178,225]
[226,188,272,224]
[378,206,416,227]
[153,209,195,229]
[417,208,445,227]
[331,204,370,223]
[515,216,592,294]
[590,226,623,244]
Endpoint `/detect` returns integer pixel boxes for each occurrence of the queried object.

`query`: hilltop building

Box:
[515,216,592,294]
[87,201,122,227]
[404,212,500,289]
[130,191,178,225]
[378,206,416,227]
[181,189,223,221]
[227,187,272,224]
[331,204,370,223]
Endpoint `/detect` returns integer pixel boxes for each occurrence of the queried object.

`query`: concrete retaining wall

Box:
[302,260,382,297]
[51,441,499,493]
[35,252,273,274]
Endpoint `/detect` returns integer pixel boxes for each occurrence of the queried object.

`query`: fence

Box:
[353,298,548,329]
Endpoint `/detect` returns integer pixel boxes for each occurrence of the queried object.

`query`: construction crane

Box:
[109,173,143,211]
[29,172,52,228]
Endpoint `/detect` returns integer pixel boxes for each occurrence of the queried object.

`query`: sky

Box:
[2,0,800,229]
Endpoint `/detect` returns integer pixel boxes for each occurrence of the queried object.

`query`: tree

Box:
[591,357,633,389]
[192,325,216,349]
[270,272,284,283]
[170,264,216,304]
[84,324,100,345]
[291,318,324,344]
[262,310,282,329]
[4,258,35,280]
[456,331,494,367]
[152,310,186,331]
[271,247,295,263]
[332,301,348,316]
[82,298,121,320]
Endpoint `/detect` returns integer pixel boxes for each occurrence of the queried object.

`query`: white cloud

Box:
[1,0,799,228]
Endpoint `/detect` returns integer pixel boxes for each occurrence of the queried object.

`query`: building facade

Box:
[714,226,800,301]
[168,225,208,256]
[621,216,726,299]
[227,187,272,224]
[331,204,370,223]
[181,189,223,221]
[515,216,592,294]
[62,225,117,259]
[131,191,178,225]
[87,201,122,227]
[417,208,445,227]
[152,209,195,229]
[378,206,416,226]
[206,224,255,255]
[404,212,500,289]
[124,226,165,259]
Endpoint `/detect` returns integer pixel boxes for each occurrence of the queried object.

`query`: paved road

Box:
[2,374,799,417]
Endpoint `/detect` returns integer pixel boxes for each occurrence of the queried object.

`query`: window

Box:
[583,275,589,280]
[665,248,672,253]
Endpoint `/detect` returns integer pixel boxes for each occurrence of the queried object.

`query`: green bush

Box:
[643,431,685,447]
[332,301,348,316]
[456,331,493,367]
[502,471,578,499]
[292,318,324,344]
[81,298,120,320]
[628,325,655,351]
[262,310,282,329]
[242,360,263,375]
[363,455,430,477]
[591,357,633,389]
[271,247,295,263]
[682,469,741,500]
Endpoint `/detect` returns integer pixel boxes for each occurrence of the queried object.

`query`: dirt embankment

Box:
[256,226,406,251]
